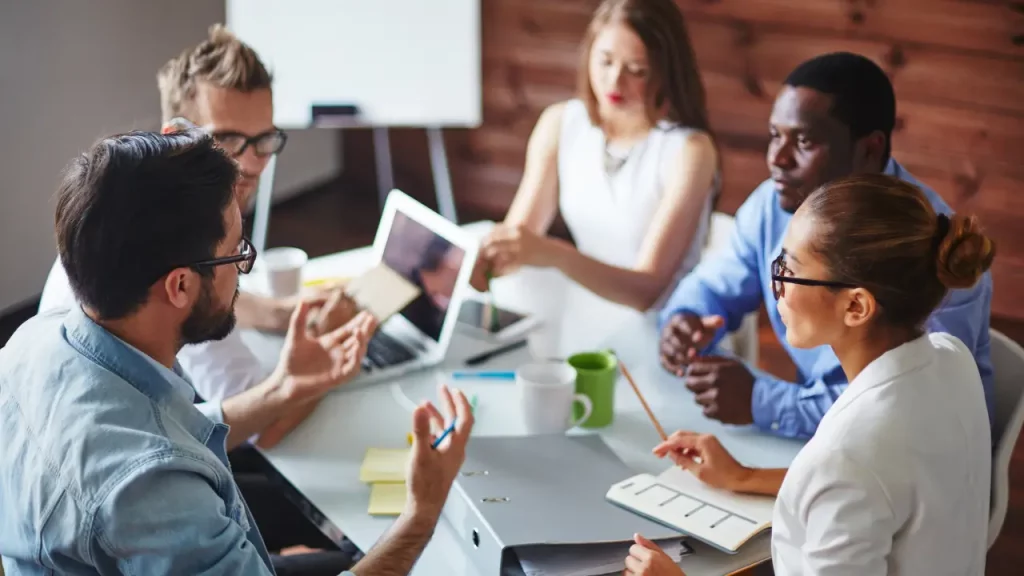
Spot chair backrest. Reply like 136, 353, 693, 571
699, 212, 759, 366
703, 211, 736, 258
987, 328, 1024, 548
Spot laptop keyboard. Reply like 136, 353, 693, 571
363, 331, 417, 371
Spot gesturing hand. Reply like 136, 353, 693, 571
683, 356, 755, 425
624, 534, 686, 576
310, 287, 358, 336
406, 384, 475, 520
276, 299, 377, 402
659, 313, 724, 376
652, 431, 750, 492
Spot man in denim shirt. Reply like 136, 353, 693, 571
0, 130, 474, 575
658, 52, 993, 440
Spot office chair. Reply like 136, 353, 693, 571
988, 328, 1024, 549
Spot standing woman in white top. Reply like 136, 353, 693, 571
625, 174, 995, 576
475, 0, 719, 311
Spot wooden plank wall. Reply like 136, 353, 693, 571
340, 0, 1024, 319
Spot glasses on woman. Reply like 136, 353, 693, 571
191, 237, 258, 274
210, 129, 288, 157
770, 251, 855, 300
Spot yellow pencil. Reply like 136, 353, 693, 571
619, 360, 668, 442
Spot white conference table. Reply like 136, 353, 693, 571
240, 221, 805, 575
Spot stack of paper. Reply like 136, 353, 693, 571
515, 538, 692, 576
360, 448, 409, 516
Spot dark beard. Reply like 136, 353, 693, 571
180, 277, 239, 346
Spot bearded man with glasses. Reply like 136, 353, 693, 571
35, 26, 377, 575
1, 130, 473, 576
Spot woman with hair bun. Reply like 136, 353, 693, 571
625, 173, 995, 576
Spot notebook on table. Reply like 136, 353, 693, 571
606, 466, 775, 554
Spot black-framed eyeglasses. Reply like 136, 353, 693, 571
771, 252, 855, 300
210, 128, 288, 158
191, 237, 258, 274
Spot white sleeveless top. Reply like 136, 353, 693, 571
556, 99, 714, 309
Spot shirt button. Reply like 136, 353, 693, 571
771, 422, 780, 431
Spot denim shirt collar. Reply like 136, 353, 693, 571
61, 306, 224, 449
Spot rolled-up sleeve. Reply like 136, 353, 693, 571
196, 401, 225, 425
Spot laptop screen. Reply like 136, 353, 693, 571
380, 210, 466, 341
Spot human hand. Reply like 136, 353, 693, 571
659, 313, 724, 376
624, 534, 687, 576
652, 431, 750, 492
276, 300, 377, 401
469, 255, 492, 293
405, 384, 475, 521
309, 286, 358, 336
684, 356, 754, 425
481, 224, 554, 274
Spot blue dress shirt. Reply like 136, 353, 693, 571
659, 160, 994, 439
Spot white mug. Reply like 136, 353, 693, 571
517, 362, 593, 435
260, 247, 308, 298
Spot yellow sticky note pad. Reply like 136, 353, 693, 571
368, 482, 407, 516
359, 448, 409, 483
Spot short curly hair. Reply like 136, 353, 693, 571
156, 24, 273, 123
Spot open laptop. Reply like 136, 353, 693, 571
349, 189, 479, 387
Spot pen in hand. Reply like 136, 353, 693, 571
430, 395, 476, 449
431, 421, 456, 449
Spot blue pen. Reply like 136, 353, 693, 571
431, 421, 456, 449
450, 370, 516, 381
430, 394, 478, 449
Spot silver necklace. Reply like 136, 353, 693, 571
603, 143, 632, 175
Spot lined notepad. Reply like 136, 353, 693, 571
368, 482, 407, 516
606, 466, 775, 554
359, 448, 409, 483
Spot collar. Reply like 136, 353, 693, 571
62, 306, 218, 445
883, 157, 902, 178
117, 336, 197, 404
829, 334, 934, 416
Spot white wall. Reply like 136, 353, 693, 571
0, 0, 340, 313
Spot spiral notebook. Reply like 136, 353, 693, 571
606, 466, 775, 554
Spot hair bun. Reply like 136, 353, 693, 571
935, 214, 996, 290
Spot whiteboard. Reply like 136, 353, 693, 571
226, 0, 481, 128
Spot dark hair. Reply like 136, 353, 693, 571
784, 52, 896, 165
577, 0, 710, 133
804, 173, 995, 330
157, 24, 273, 123
55, 130, 239, 320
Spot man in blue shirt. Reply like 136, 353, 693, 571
659, 52, 994, 440
0, 130, 474, 575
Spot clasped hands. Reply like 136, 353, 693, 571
659, 312, 755, 426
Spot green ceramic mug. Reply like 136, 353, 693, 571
567, 350, 618, 428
